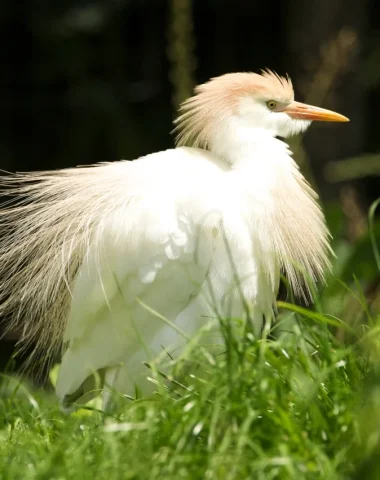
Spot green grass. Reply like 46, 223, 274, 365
0, 203, 380, 479
1, 303, 380, 479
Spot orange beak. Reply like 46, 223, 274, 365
281, 101, 349, 122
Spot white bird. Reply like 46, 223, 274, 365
0, 70, 349, 410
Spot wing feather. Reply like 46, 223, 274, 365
56, 194, 213, 402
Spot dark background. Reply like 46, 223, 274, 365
2, 0, 380, 377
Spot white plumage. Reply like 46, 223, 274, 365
0, 71, 349, 409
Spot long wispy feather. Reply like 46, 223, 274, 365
0, 163, 131, 370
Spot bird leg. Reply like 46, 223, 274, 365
102, 365, 123, 410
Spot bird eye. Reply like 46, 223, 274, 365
266, 100, 278, 110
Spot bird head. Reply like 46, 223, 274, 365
174, 70, 349, 149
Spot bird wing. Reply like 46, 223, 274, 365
55, 147, 228, 403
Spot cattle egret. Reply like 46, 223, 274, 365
0, 71, 349, 410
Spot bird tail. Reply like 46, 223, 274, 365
0, 162, 129, 374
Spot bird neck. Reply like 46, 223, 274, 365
209, 123, 292, 169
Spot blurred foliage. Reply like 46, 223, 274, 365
325, 154, 380, 182
321, 200, 380, 325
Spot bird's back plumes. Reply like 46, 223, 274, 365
0, 151, 331, 378
0, 162, 133, 369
